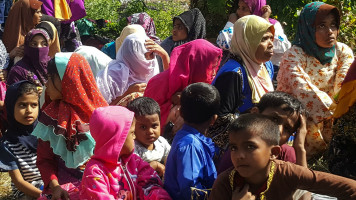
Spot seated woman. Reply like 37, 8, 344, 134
7, 29, 51, 88
160, 8, 206, 57
96, 33, 162, 105
216, 0, 290, 69
3, 0, 43, 62
115, 24, 146, 53
32, 53, 108, 199
277, 2, 354, 157
36, 20, 61, 58
328, 59, 356, 180
207, 15, 275, 161
144, 39, 222, 136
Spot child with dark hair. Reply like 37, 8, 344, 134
209, 113, 356, 200
164, 82, 220, 200
127, 97, 171, 177
217, 91, 308, 175
0, 81, 43, 199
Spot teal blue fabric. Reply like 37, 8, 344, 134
32, 122, 95, 168
54, 53, 72, 80
293, 2, 336, 65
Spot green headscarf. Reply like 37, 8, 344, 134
293, 2, 340, 65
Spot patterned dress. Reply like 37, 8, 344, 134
277, 43, 354, 156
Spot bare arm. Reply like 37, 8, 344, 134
145, 39, 170, 70
49, 179, 69, 200
9, 169, 42, 198
109, 83, 146, 105
293, 114, 307, 167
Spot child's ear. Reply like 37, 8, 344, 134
250, 106, 260, 113
270, 145, 281, 160
209, 114, 218, 126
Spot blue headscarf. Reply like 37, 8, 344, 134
2, 81, 39, 153
293, 2, 340, 65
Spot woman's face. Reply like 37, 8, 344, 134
172, 19, 188, 42
29, 34, 48, 48
255, 29, 274, 63
32, 8, 42, 25
45, 74, 62, 100
315, 13, 338, 48
236, 0, 252, 18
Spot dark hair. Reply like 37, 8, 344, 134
180, 82, 220, 124
229, 113, 280, 146
257, 91, 308, 117
47, 57, 59, 78
18, 81, 39, 97
127, 97, 161, 119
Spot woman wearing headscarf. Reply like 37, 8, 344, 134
160, 8, 206, 57
3, 0, 43, 58
144, 39, 222, 135
127, 12, 161, 44
115, 24, 146, 53
328, 59, 356, 180
36, 21, 61, 58
277, 2, 354, 156
207, 15, 275, 163
96, 33, 160, 105
217, 0, 290, 68
32, 52, 108, 199
7, 29, 51, 88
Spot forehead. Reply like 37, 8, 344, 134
261, 106, 299, 125
174, 18, 183, 25
31, 34, 46, 41
229, 129, 265, 144
238, 0, 248, 7
17, 93, 38, 102
136, 114, 160, 123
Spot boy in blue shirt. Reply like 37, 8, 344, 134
164, 82, 220, 200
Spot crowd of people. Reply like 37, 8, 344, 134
0, 0, 355, 199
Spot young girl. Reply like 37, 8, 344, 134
0, 81, 42, 199
80, 106, 171, 199
32, 52, 108, 199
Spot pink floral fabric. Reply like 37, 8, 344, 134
277, 42, 354, 156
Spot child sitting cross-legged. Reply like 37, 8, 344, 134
80, 106, 172, 199
164, 82, 220, 200
209, 113, 356, 200
127, 97, 171, 177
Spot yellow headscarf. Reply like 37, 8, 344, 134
41, 21, 61, 58
115, 24, 146, 53
230, 15, 275, 103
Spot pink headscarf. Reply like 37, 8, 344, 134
144, 39, 222, 127
243, 0, 278, 25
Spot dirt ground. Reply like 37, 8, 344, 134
0, 172, 12, 200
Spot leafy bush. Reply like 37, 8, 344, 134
85, 0, 187, 41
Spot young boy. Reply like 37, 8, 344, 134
164, 83, 220, 200
209, 113, 356, 200
217, 91, 308, 174
127, 97, 171, 177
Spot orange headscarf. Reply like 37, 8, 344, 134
3, 0, 42, 53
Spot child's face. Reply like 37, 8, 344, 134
236, 0, 251, 18
120, 118, 136, 157
135, 114, 160, 149
260, 106, 299, 145
45, 74, 62, 101
14, 93, 39, 125
229, 129, 278, 184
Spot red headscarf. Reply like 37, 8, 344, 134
39, 53, 108, 151
144, 39, 222, 127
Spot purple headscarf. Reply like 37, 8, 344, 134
127, 12, 161, 44
7, 29, 51, 86
243, 0, 278, 25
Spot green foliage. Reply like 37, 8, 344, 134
85, 0, 186, 41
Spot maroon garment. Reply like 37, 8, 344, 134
210, 160, 356, 200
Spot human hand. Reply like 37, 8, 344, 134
229, 13, 238, 24
150, 161, 165, 177
232, 184, 255, 200
126, 83, 147, 94
261, 5, 272, 21
293, 114, 307, 149
171, 92, 181, 106
9, 46, 24, 59
145, 39, 167, 59
0, 69, 7, 82
52, 185, 69, 200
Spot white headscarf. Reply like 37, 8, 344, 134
115, 24, 146, 52
96, 33, 159, 103
75, 45, 112, 77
